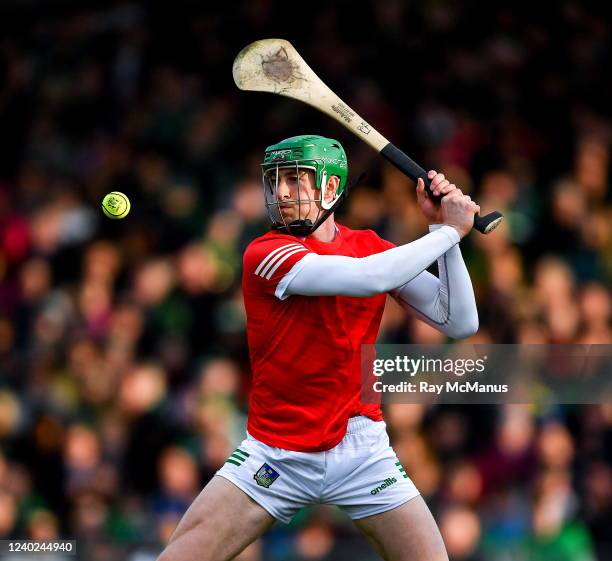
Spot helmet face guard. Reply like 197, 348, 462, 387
261, 135, 348, 237
263, 161, 335, 237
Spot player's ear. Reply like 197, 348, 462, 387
324, 176, 339, 203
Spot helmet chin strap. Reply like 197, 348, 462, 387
273, 172, 366, 237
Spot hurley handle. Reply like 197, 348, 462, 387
380, 144, 503, 235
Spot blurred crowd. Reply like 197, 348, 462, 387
0, 1, 611, 560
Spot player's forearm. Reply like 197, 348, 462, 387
391, 225, 478, 339
282, 226, 460, 298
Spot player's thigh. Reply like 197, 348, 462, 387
353, 495, 448, 561
157, 475, 275, 561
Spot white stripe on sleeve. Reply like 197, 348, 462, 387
254, 243, 303, 276
264, 247, 309, 279
258, 245, 306, 278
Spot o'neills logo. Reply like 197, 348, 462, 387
370, 477, 397, 495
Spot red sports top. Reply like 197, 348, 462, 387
242, 223, 394, 452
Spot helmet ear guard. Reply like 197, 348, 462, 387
320, 170, 338, 211
319, 170, 328, 191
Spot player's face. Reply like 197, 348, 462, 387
273, 168, 320, 222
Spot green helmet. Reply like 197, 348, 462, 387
261, 135, 349, 236
262, 135, 348, 197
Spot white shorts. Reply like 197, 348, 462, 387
215, 416, 420, 524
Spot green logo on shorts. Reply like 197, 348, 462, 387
370, 477, 398, 495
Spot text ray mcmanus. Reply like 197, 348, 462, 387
372, 381, 509, 394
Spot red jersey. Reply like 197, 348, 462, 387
242, 223, 394, 452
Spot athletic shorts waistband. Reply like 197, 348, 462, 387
346, 416, 382, 435
245, 417, 383, 445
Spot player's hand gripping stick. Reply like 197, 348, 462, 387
380, 144, 503, 234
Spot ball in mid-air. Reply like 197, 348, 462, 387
101, 192, 130, 219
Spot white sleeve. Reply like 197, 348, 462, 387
278, 225, 461, 300
389, 224, 478, 339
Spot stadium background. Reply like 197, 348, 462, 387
0, 1, 610, 560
